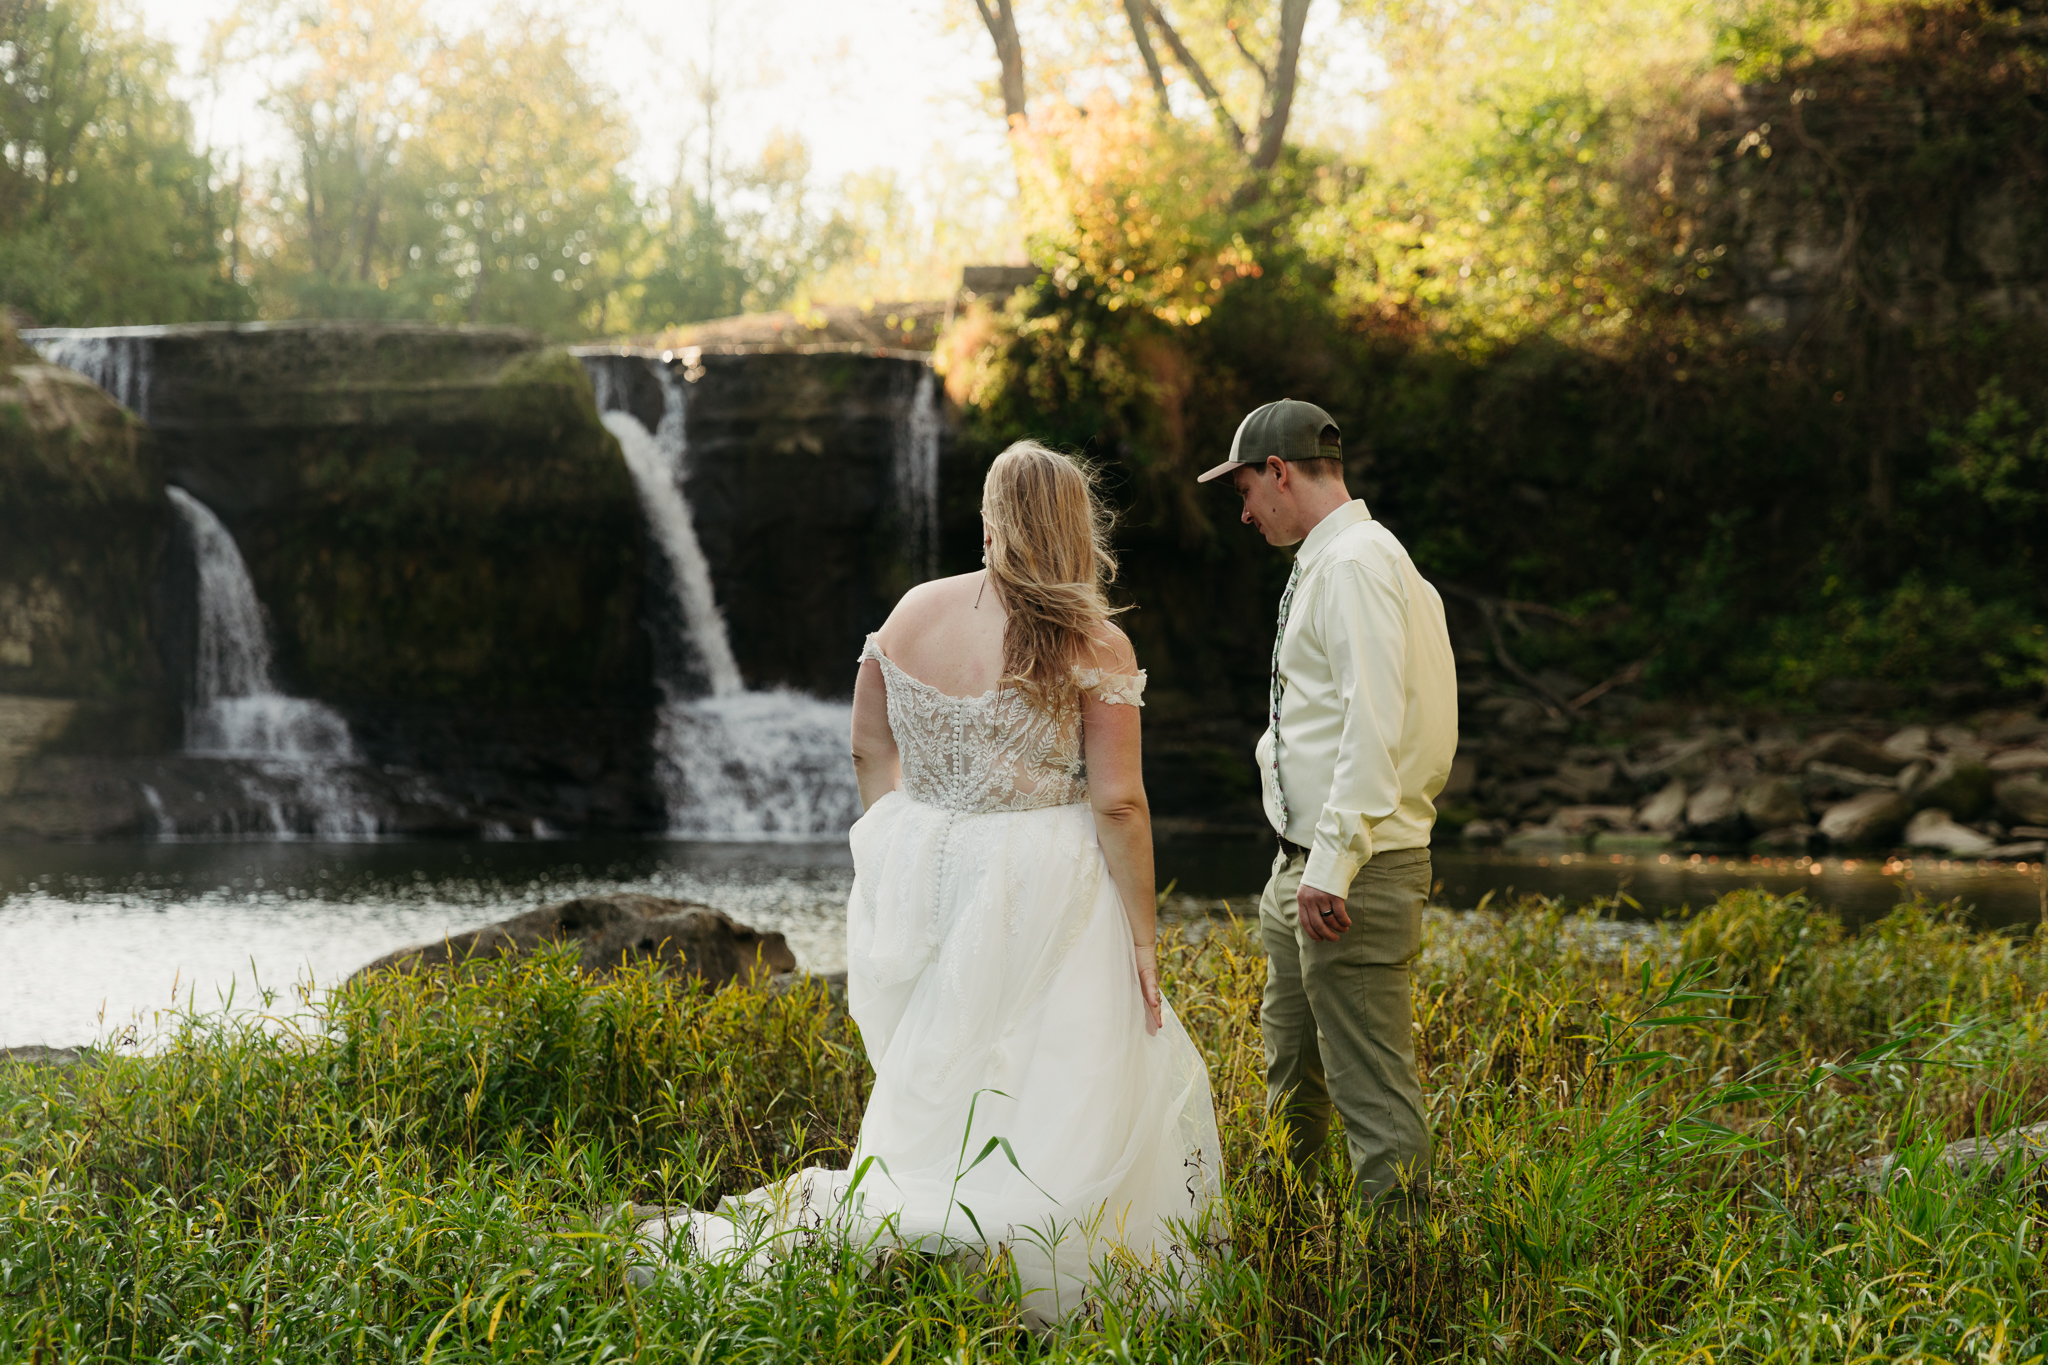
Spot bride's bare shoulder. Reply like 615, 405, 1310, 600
876, 572, 990, 647
1076, 622, 1139, 675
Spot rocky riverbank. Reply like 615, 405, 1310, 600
1451, 684, 2048, 857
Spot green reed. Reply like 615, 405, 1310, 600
6, 888, 2048, 1363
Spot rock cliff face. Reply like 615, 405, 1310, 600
680, 352, 944, 696
5, 322, 665, 838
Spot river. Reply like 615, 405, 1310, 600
3, 835, 2043, 1049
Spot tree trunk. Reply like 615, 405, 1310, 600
973, 0, 1028, 128
1251, 0, 1311, 170
1121, 0, 1171, 111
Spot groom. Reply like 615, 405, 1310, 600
1198, 399, 1458, 1217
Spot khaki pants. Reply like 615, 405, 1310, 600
1259, 844, 1432, 1210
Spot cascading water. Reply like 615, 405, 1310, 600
587, 355, 864, 838
168, 487, 378, 838
24, 330, 154, 418
894, 369, 942, 583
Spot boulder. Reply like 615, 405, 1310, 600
357, 893, 797, 987
1547, 805, 1637, 835
1749, 824, 1818, 852
1738, 776, 1807, 831
1804, 761, 1898, 797
1442, 752, 1478, 798
1684, 779, 1742, 837
1902, 808, 1996, 856
1908, 756, 1993, 819
1460, 819, 1506, 846
1817, 789, 1911, 847
1881, 725, 1932, 761
1986, 840, 2047, 859
1593, 830, 1675, 853
1636, 779, 1689, 832
1801, 731, 1900, 776
1989, 749, 2048, 773
1996, 776, 2048, 828
1852, 1122, 2048, 1191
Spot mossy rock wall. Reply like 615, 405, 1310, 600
678, 351, 941, 697
0, 344, 170, 712
127, 323, 650, 708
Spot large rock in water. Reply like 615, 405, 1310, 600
1997, 776, 2048, 828
1818, 789, 1911, 847
358, 893, 797, 987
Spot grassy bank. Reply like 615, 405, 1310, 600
6, 888, 2048, 1361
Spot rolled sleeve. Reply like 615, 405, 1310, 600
1301, 560, 1408, 898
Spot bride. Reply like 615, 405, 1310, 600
637, 440, 1224, 1324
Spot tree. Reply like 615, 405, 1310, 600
965, 0, 1312, 170
0, 0, 247, 324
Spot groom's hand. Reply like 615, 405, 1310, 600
1297, 884, 1352, 941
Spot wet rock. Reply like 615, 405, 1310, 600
1988, 748, 2048, 773
1804, 761, 1899, 798
1636, 779, 1689, 832
1909, 756, 1993, 820
1984, 715, 2048, 747
1986, 841, 2047, 859
1683, 779, 1742, 837
1738, 776, 1807, 831
2016, 826, 2048, 841
1460, 819, 1506, 846
1995, 776, 2048, 828
357, 893, 796, 988
1505, 825, 1577, 852
1881, 726, 1932, 761
1902, 808, 1997, 856
1801, 731, 1899, 776
1548, 805, 1637, 835
1851, 1122, 2048, 1191
1817, 789, 1911, 847
1547, 761, 1618, 805
1750, 824, 1818, 852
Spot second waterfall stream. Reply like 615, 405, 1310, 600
591, 359, 864, 838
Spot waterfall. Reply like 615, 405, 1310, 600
894, 369, 942, 582
597, 365, 744, 697
24, 331, 154, 419
168, 488, 378, 838
585, 354, 863, 839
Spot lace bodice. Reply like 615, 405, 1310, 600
860, 634, 1145, 813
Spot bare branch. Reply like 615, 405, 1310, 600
1251, 0, 1309, 170
972, 0, 1028, 129
1144, 0, 1244, 148
1121, 0, 1171, 110
1226, 20, 1271, 87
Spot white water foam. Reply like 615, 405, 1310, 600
25, 331, 154, 418
168, 487, 378, 838
587, 355, 861, 839
894, 368, 942, 582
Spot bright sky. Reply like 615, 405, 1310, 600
134, 0, 1015, 194
132, 0, 1381, 207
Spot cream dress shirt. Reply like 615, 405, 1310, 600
1255, 500, 1459, 897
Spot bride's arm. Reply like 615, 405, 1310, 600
1082, 646, 1161, 1036
851, 658, 900, 809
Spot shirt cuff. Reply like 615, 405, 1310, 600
1302, 841, 1366, 901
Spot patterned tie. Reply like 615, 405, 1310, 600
1269, 557, 1303, 835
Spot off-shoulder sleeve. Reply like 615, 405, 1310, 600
1073, 666, 1147, 707
857, 633, 884, 664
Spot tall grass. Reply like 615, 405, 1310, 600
5, 888, 2048, 1361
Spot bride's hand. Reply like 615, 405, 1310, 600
1134, 944, 1162, 1036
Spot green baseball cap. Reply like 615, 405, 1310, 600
1197, 398, 1342, 482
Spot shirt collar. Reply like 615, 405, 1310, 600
1294, 499, 1372, 569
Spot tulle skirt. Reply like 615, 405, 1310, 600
637, 791, 1225, 1325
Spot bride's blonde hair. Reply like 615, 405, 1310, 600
982, 440, 1124, 712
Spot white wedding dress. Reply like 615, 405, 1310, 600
637, 634, 1224, 1324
